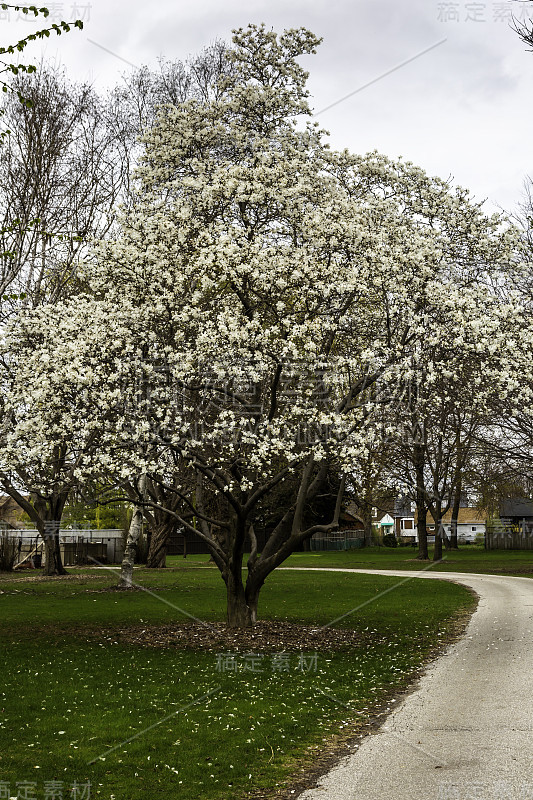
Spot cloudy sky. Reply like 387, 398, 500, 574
5, 0, 533, 215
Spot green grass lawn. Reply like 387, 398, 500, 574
282, 544, 533, 576
0, 561, 476, 800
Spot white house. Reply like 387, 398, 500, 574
414, 507, 486, 543
371, 503, 416, 541
375, 513, 395, 536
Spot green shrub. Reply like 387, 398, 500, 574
382, 533, 398, 548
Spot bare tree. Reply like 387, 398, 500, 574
106, 41, 233, 208
0, 4, 83, 121
0, 64, 125, 318
512, 2, 533, 49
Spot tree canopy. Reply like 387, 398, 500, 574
2, 25, 525, 623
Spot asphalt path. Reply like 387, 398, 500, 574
284, 568, 533, 800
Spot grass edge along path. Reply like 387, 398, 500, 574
281, 545, 533, 577
246, 589, 476, 800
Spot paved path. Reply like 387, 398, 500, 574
285, 568, 533, 800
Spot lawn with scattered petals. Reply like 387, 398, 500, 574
0, 561, 475, 799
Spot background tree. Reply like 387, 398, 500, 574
512, 2, 533, 49
0, 297, 118, 574
0, 64, 124, 316
0, 4, 83, 114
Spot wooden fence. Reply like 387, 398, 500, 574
6, 529, 124, 566
485, 531, 533, 550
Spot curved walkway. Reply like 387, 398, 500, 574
286, 568, 533, 800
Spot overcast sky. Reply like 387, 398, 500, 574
5, 0, 533, 216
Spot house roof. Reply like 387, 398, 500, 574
340, 509, 361, 523
415, 507, 486, 525
500, 498, 533, 518
0, 494, 28, 506
0, 495, 28, 511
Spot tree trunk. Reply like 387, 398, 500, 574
433, 503, 443, 561
42, 524, 68, 576
414, 442, 428, 560
146, 518, 175, 568
36, 494, 68, 576
416, 501, 428, 560
449, 490, 461, 550
118, 503, 144, 587
226, 571, 256, 628
362, 505, 373, 547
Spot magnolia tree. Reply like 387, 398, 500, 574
479, 234, 533, 494
0, 63, 131, 573
0, 297, 125, 573
390, 318, 519, 561
13, 25, 522, 622
86, 26, 445, 624
327, 151, 522, 559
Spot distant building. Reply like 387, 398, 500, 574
375, 512, 395, 537
372, 498, 415, 540
499, 498, 533, 533
486, 498, 533, 550
415, 507, 486, 543
0, 495, 29, 530
338, 506, 364, 533
439, 508, 486, 543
